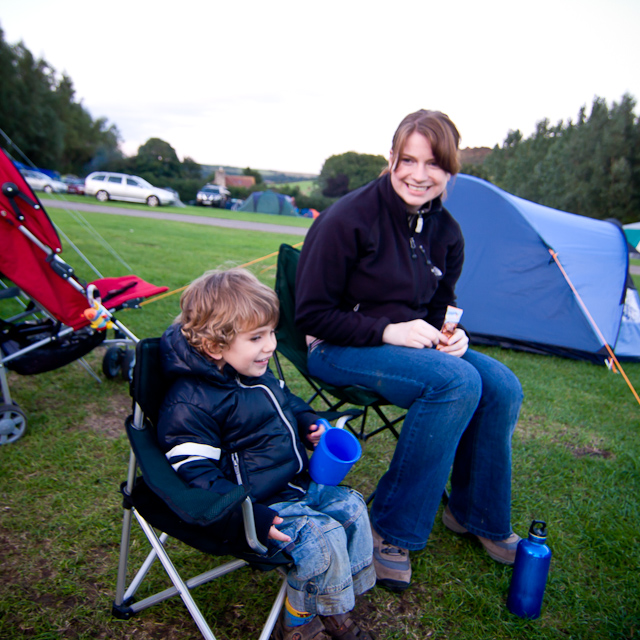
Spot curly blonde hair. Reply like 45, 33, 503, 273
178, 268, 279, 355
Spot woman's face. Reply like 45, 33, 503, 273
389, 132, 451, 212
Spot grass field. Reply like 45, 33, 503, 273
270, 180, 316, 195
1, 205, 639, 639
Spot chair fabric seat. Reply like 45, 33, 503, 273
274, 243, 405, 440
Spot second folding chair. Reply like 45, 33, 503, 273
273, 243, 405, 442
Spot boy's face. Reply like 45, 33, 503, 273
209, 323, 277, 377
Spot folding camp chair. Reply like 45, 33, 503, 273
273, 243, 405, 442
113, 337, 291, 640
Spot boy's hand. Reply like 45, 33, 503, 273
307, 420, 326, 447
268, 515, 291, 542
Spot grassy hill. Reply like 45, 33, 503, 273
200, 164, 317, 184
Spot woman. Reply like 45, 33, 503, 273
295, 109, 523, 592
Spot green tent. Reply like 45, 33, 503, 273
238, 190, 296, 216
623, 223, 640, 251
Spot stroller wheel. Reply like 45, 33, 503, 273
0, 403, 27, 445
121, 349, 135, 382
103, 346, 125, 379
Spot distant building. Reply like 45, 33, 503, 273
225, 175, 256, 188
214, 167, 255, 188
459, 147, 492, 165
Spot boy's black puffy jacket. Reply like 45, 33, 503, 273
157, 324, 319, 546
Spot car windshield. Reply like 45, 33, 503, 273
201, 186, 220, 193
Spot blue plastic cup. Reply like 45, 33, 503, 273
309, 418, 362, 485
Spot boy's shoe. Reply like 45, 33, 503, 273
371, 525, 411, 592
272, 614, 330, 640
323, 612, 375, 639
442, 506, 521, 565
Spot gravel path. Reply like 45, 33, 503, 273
42, 199, 308, 236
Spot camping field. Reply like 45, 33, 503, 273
0, 207, 639, 639
270, 179, 316, 195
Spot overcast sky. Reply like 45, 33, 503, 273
1, 0, 639, 175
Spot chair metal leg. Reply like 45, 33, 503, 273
122, 531, 169, 603
134, 510, 219, 640
114, 506, 134, 607
258, 576, 287, 640
114, 449, 139, 607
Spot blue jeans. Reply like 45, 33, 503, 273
307, 343, 523, 550
269, 482, 375, 616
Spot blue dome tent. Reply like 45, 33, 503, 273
445, 174, 640, 363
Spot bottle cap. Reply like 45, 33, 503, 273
529, 520, 547, 540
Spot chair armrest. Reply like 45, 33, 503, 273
126, 416, 249, 526
241, 497, 268, 555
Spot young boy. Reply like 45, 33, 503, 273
157, 268, 375, 640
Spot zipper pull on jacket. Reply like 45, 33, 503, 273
409, 237, 418, 259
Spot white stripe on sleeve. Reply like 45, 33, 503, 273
165, 442, 222, 462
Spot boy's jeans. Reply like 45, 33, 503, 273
308, 343, 523, 550
269, 482, 375, 616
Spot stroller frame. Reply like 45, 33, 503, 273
0, 145, 167, 443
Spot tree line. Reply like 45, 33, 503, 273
480, 94, 640, 224
305, 96, 640, 224
0, 27, 121, 175
1, 26, 638, 220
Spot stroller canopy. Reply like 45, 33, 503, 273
0, 147, 167, 330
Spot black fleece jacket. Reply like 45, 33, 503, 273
157, 324, 319, 548
295, 173, 465, 346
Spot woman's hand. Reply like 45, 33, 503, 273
436, 328, 469, 358
268, 515, 291, 542
382, 319, 444, 349
306, 421, 326, 447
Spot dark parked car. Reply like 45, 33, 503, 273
196, 184, 230, 208
61, 176, 86, 195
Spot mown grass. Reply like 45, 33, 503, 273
270, 180, 317, 195
1, 207, 639, 639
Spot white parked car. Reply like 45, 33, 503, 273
84, 172, 176, 207
20, 169, 67, 194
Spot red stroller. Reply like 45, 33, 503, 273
0, 146, 168, 444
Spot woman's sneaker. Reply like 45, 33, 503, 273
442, 506, 521, 565
371, 526, 411, 591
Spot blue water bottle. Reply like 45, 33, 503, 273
507, 520, 552, 619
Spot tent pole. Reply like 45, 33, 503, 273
549, 249, 640, 407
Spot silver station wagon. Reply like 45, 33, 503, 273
85, 172, 176, 207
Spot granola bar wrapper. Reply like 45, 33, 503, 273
439, 305, 463, 343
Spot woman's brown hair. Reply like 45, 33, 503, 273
384, 109, 461, 176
